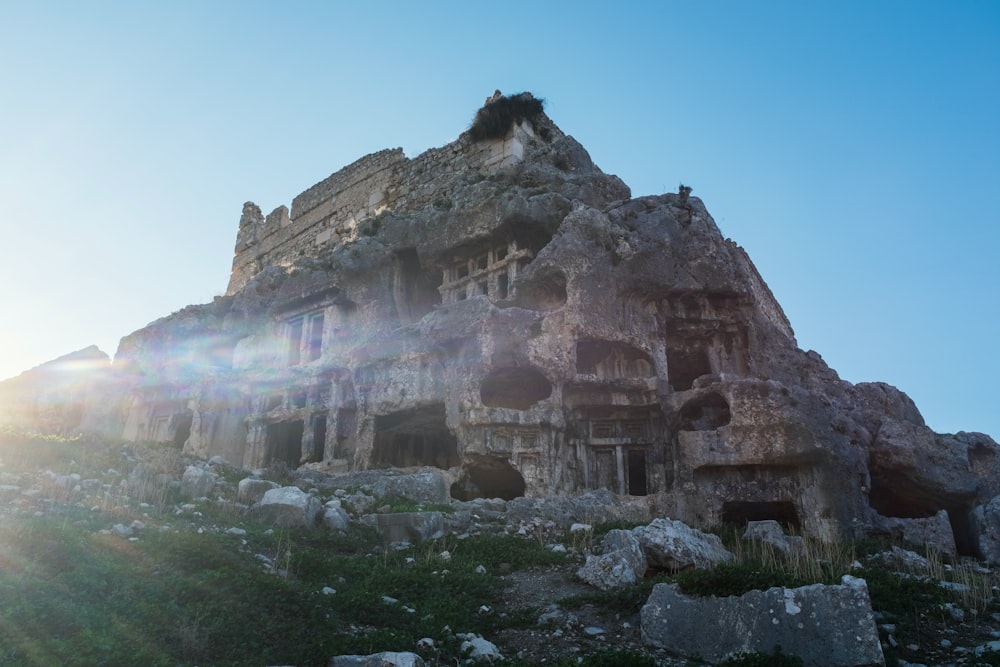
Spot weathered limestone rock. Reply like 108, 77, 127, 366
458, 634, 503, 662
0, 346, 112, 437
972, 495, 1000, 564
633, 518, 732, 571
641, 576, 884, 666
2, 91, 997, 549
576, 529, 647, 590
258, 486, 321, 528
322, 499, 351, 532
180, 465, 216, 499
371, 470, 449, 505
742, 520, 804, 557
328, 652, 425, 667
873, 509, 957, 556
238, 477, 280, 504
373, 511, 445, 543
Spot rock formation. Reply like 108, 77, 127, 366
2, 92, 998, 553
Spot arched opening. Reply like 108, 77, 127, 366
678, 393, 731, 431
480, 367, 552, 410
450, 457, 526, 501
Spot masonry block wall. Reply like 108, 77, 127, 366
227, 124, 536, 294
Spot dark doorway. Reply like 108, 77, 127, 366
372, 404, 460, 469
172, 410, 193, 448
310, 414, 327, 463
627, 449, 648, 496
722, 500, 800, 530
266, 420, 304, 468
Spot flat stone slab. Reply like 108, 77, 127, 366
641, 575, 884, 667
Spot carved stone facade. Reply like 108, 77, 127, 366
3, 93, 998, 552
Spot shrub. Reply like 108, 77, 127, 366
469, 92, 545, 142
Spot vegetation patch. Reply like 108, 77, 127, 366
469, 93, 545, 142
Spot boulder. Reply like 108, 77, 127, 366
641, 575, 884, 666
742, 520, 804, 557
328, 652, 425, 667
972, 495, 1000, 564
633, 518, 732, 571
374, 511, 445, 543
458, 634, 503, 662
576, 529, 647, 590
322, 499, 351, 532
873, 509, 957, 556
371, 470, 448, 505
258, 486, 321, 528
180, 465, 217, 499
238, 477, 280, 504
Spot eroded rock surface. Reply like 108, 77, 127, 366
641, 576, 884, 666
1, 91, 997, 550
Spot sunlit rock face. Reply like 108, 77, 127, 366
0, 346, 112, 437
3, 92, 998, 549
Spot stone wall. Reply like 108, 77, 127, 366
227, 123, 539, 294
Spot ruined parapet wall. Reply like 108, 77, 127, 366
227, 121, 545, 294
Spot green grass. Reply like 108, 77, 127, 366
0, 507, 569, 666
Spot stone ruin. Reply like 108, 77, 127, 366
3, 91, 999, 554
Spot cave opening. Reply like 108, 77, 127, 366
678, 392, 731, 431
869, 475, 979, 557
480, 367, 553, 410
666, 343, 712, 391
450, 457, 526, 501
265, 420, 304, 468
372, 404, 460, 469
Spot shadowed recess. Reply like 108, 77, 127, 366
480, 367, 552, 410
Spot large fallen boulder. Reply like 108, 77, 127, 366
576, 529, 648, 590
633, 518, 732, 571
371, 470, 449, 505
238, 477, 280, 504
258, 486, 321, 528
180, 465, 217, 499
641, 575, 884, 666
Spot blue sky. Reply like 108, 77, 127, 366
1, 1, 998, 437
